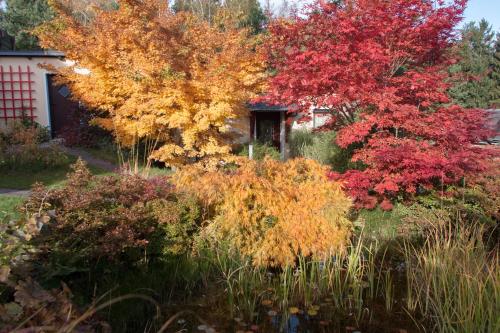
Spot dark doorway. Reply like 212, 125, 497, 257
255, 111, 281, 150
47, 75, 80, 138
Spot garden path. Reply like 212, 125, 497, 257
59, 146, 117, 172
0, 144, 117, 197
0, 189, 30, 197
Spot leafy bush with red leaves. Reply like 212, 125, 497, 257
24, 159, 200, 273
263, 0, 497, 208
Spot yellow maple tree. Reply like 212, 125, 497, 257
174, 157, 353, 267
36, 0, 266, 165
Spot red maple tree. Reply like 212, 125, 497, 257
263, 0, 496, 209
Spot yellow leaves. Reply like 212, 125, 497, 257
36, 1, 266, 165
174, 158, 353, 267
150, 144, 186, 164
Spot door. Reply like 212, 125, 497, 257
255, 111, 281, 150
47, 75, 80, 138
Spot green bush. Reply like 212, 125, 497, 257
355, 204, 407, 240
399, 181, 499, 237
237, 141, 281, 160
289, 130, 355, 172
148, 195, 200, 255
357, 190, 499, 242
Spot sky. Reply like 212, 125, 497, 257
0, 0, 497, 32
463, 0, 500, 32
261, 0, 500, 32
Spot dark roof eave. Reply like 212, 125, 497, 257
0, 50, 65, 58
247, 102, 292, 112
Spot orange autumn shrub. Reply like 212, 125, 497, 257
174, 158, 352, 267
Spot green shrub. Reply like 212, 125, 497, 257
237, 141, 280, 160
400, 179, 499, 237
148, 195, 200, 255
289, 130, 355, 172
355, 204, 407, 240
357, 173, 500, 240
24, 159, 201, 277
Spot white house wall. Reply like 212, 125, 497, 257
291, 108, 332, 131
0, 56, 68, 130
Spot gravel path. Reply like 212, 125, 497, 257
0, 189, 31, 197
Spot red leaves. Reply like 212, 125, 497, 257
374, 180, 400, 194
265, 0, 495, 209
379, 199, 394, 211
336, 120, 374, 148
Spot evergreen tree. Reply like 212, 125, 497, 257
0, 0, 53, 50
490, 34, 500, 107
449, 19, 497, 108
0, 29, 15, 50
172, 0, 221, 23
172, 0, 267, 33
225, 0, 267, 33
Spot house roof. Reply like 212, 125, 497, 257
486, 109, 500, 133
0, 50, 65, 58
247, 102, 289, 112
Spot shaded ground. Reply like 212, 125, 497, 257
0, 144, 116, 192
60, 146, 117, 172
0, 145, 117, 221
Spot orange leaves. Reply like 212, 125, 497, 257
36, 0, 266, 165
174, 158, 352, 267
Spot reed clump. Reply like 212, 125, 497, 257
405, 225, 500, 333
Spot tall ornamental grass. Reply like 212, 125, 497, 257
405, 225, 500, 333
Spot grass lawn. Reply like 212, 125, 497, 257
83, 146, 120, 165
82, 147, 173, 177
0, 195, 25, 221
0, 154, 110, 190
356, 205, 406, 240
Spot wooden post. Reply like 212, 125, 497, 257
280, 111, 286, 160
254, 113, 257, 141
249, 112, 257, 160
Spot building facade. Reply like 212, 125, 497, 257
247, 103, 333, 159
0, 50, 334, 159
0, 50, 79, 137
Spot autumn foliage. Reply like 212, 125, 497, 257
25, 159, 200, 263
174, 158, 352, 267
264, 0, 496, 208
36, 0, 265, 165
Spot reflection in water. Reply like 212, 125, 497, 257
271, 314, 300, 333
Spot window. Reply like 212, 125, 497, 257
312, 108, 331, 129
